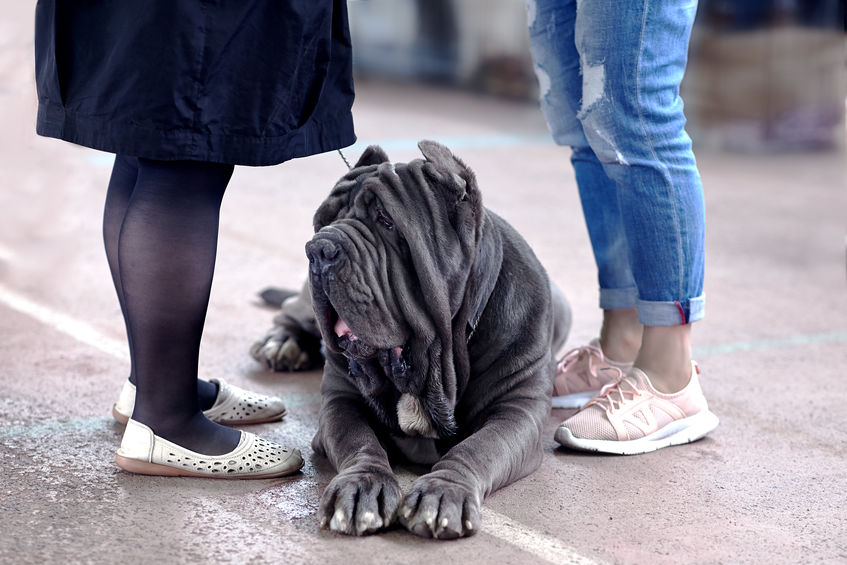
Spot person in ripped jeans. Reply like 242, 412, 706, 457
526, 0, 719, 454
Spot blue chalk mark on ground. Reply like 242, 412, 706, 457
83, 134, 555, 167
0, 394, 321, 440
3, 332, 845, 440
346, 134, 554, 154
693, 330, 847, 357
0, 416, 112, 441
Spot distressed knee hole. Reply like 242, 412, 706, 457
580, 115, 630, 166
533, 63, 552, 100
579, 60, 605, 117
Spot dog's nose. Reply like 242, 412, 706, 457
306, 237, 341, 273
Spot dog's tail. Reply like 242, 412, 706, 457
257, 287, 299, 308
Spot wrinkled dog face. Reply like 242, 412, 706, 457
306, 142, 481, 439
306, 161, 415, 388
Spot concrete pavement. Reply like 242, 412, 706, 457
2, 3, 846, 564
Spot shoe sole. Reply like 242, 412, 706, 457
112, 405, 130, 425
551, 391, 599, 409
115, 453, 304, 479
554, 409, 720, 455
213, 410, 287, 425
112, 405, 287, 427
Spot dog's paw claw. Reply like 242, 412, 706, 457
329, 508, 351, 534
398, 476, 480, 539
319, 469, 401, 536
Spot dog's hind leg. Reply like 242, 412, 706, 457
550, 282, 572, 357
250, 279, 324, 372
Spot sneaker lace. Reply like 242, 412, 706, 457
556, 344, 617, 387
584, 373, 641, 413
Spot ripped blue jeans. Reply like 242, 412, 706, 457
527, 0, 705, 326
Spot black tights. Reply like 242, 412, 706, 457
104, 156, 240, 454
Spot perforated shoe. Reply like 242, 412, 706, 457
554, 362, 719, 455
552, 339, 633, 408
112, 378, 287, 425
115, 419, 303, 479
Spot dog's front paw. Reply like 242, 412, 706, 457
398, 474, 481, 539
319, 468, 402, 536
249, 327, 323, 372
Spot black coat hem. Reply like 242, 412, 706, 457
36, 98, 357, 167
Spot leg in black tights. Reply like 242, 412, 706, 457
103, 156, 240, 455
104, 157, 219, 408
103, 156, 138, 375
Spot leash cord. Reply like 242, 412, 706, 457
337, 149, 352, 170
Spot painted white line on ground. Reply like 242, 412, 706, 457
0, 283, 129, 363
395, 470, 600, 564
481, 508, 602, 565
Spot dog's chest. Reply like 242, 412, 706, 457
390, 435, 441, 465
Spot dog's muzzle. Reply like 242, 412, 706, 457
306, 236, 342, 277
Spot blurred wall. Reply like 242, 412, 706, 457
347, 0, 846, 152
348, 0, 536, 98
685, 0, 846, 151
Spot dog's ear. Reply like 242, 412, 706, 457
417, 140, 476, 201
355, 145, 390, 168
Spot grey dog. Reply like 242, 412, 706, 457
254, 141, 571, 538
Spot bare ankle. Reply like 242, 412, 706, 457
599, 308, 642, 362
634, 324, 693, 393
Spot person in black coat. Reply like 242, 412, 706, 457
34, 1, 356, 478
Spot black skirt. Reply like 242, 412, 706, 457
34, 1, 356, 166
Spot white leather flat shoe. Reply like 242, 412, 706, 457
112, 378, 288, 425
115, 419, 303, 479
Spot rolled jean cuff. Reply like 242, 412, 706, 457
598, 287, 639, 310
637, 295, 705, 326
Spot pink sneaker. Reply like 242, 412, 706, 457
554, 362, 719, 455
552, 339, 634, 408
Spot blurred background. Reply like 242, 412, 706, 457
348, 0, 846, 153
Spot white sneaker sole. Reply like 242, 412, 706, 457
554, 409, 720, 455
551, 390, 600, 409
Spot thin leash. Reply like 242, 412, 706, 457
337, 149, 352, 170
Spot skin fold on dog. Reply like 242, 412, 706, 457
262, 141, 570, 539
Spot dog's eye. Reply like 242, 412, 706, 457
376, 209, 394, 230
